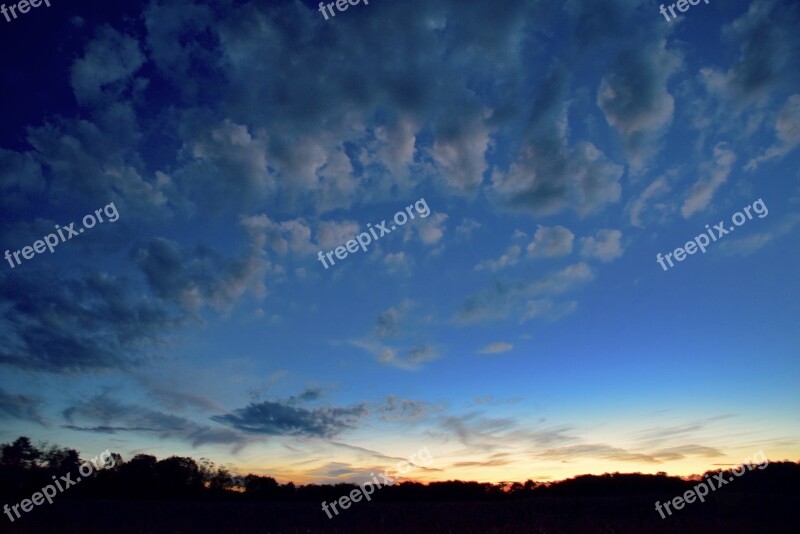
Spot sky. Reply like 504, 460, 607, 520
1, 0, 799, 485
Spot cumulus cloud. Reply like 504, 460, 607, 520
351, 340, 440, 371
433, 109, 492, 193
597, 39, 681, 167
580, 229, 624, 262
406, 213, 449, 246
492, 141, 623, 216
316, 220, 361, 250
384, 251, 411, 275
177, 119, 273, 213
475, 245, 521, 272
527, 225, 575, 258
70, 26, 146, 105
136, 232, 270, 314
373, 300, 416, 338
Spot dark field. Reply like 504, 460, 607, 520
4, 494, 797, 533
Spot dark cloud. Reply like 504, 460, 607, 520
597, 39, 680, 167
135, 234, 270, 314
0, 388, 46, 425
0, 268, 180, 373
490, 66, 624, 215
375, 395, 432, 422
702, 0, 800, 107
211, 399, 368, 438
286, 387, 325, 404
0, 148, 45, 214
138, 376, 223, 413
63, 393, 245, 448
70, 25, 146, 106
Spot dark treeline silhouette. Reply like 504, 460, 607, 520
2, 436, 799, 505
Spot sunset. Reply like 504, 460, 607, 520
1, 0, 798, 531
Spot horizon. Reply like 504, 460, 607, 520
1, 0, 799, 495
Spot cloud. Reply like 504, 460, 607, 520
0, 268, 179, 373
316, 220, 361, 250
477, 342, 514, 355
700, 0, 800, 108
681, 143, 736, 218
456, 263, 592, 324
746, 94, 800, 170
240, 214, 315, 255
492, 141, 623, 216
0, 388, 46, 425
433, 109, 492, 193
351, 340, 440, 371
597, 39, 680, 167
176, 119, 273, 213
405, 213, 449, 246
439, 411, 576, 450
538, 443, 660, 463
211, 399, 368, 439
455, 218, 482, 239
580, 229, 624, 262
70, 26, 146, 105
528, 262, 593, 294
138, 376, 224, 413
384, 251, 411, 275
629, 175, 672, 227
719, 213, 800, 256
520, 299, 577, 323
63, 393, 246, 448
0, 148, 45, 214
475, 245, 521, 272
526, 225, 575, 258
375, 395, 432, 421
374, 302, 415, 338
136, 233, 270, 313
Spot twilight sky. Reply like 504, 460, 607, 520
1, 0, 798, 485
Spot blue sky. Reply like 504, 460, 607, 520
1, 0, 798, 484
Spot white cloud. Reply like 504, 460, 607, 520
475, 245, 521, 272
746, 94, 800, 170
630, 176, 671, 228
527, 225, 575, 258
681, 143, 736, 218
521, 299, 577, 323
580, 229, 624, 262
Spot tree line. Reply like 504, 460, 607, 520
2, 436, 798, 503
